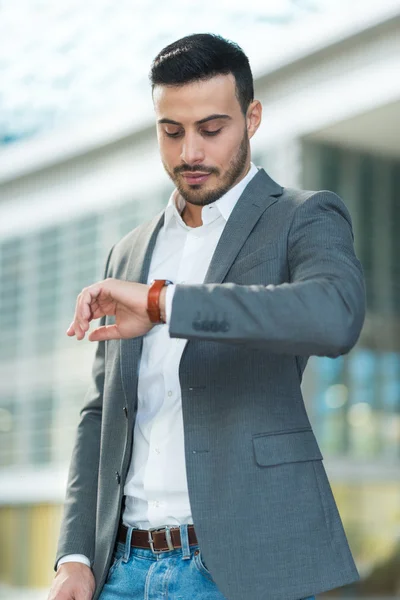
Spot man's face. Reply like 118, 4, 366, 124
153, 74, 255, 206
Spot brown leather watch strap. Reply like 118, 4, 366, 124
147, 279, 173, 324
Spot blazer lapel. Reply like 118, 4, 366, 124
120, 210, 165, 408
204, 168, 283, 284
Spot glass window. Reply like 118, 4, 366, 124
358, 155, 375, 312
320, 144, 341, 193
378, 352, 400, 460
347, 350, 380, 459
0, 238, 24, 360
35, 226, 63, 354
391, 166, 400, 313
36, 226, 62, 321
303, 142, 400, 461
310, 355, 347, 456
70, 214, 100, 292
0, 398, 16, 466
29, 393, 53, 465
59, 213, 103, 333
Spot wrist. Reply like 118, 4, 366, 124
57, 554, 92, 570
159, 286, 167, 323
147, 279, 173, 324
57, 561, 92, 572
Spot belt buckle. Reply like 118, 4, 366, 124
147, 525, 175, 554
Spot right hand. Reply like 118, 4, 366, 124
47, 562, 95, 600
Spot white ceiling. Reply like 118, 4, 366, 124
306, 100, 400, 158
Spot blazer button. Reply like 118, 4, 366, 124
192, 320, 202, 331
210, 321, 219, 332
115, 471, 121, 485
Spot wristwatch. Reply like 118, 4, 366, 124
147, 279, 173, 324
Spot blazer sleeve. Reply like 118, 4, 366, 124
54, 245, 114, 569
168, 191, 366, 358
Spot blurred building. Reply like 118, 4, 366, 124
0, 3, 399, 595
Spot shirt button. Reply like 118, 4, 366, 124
154, 500, 160, 507
155, 447, 161, 454
167, 391, 173, 397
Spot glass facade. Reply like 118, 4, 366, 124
307, 350, 400, 460
303, 141, 400, 591
0, 192, 166, 470
303, 142, 400, 462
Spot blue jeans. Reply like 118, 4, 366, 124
99, 524, 316, 600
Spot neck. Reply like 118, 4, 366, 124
180, 161, 252, 228
181, 204, 201, 228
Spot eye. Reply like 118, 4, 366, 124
202, 128, 222, 137
165, 130, 183, 138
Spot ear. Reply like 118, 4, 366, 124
246, 100, 262, 140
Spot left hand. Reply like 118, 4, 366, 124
67, 278, 155, 342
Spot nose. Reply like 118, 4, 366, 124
180, 133, 204, 165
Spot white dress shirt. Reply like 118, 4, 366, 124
58, 163, 258, 568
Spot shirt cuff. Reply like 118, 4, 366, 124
57, 554, 91, 570
165, 284, 176, 324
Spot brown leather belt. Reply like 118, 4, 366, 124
117, 523, 198, 553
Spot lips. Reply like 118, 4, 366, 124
181, 172, 211, 185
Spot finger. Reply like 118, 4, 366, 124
76, 324, 86, 340
69, 293, 84, 337
88, 325, 122, 342
67, 311, 92, 339
73, 324, 86, 341
74, 285, 102, 334
80, 287, 100, 322
68, 319, 86, 341
76, 289, 94, 331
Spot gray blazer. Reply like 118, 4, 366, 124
56, 168, 365, 600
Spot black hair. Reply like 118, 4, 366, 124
150, 33, 254, 115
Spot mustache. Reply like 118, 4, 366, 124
174, 165, 219, 175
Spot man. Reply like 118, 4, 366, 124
49, 34, 365, 600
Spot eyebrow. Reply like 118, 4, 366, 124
157, 114, 232, 126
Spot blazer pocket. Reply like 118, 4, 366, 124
230, 243, 278, 275
252, 428, 323, 467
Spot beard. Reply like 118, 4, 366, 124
163, 130, 249, 206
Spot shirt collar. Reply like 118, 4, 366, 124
164, 162, 259, 229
